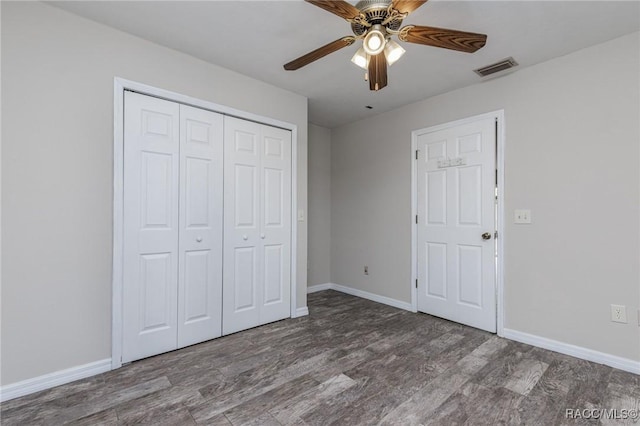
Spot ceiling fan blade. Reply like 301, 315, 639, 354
399, 25, 487, 53
284, 36, 356, 71
305, 0, 362, 21
368, 53, 387, 91
391, 0, 428, 15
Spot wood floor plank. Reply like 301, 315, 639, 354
601, 387, 640, 426
119, 405, 197, 426
430, 382, 523, 426
469, 340, 535, 389
205, 414, 234, 425
55, 376, 172, 424
562, 359, 613, 415
1, 376, 171, 425
189, 348, 350, 422
503, 358, 549, 396
0, 375, 105, 414
309, 348, 376, 383
222, 375, 320, 425
299, 376, 403, 425
377, 350, 492, 425
115, 383, 206, 424
269, 374, 357, 424
64, 408, 119, 426
378, 370, 475, 425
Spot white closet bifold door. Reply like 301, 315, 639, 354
177, 104, 224, 347
223, 116, 292, 334
123, 92, 224, 363
123, 92, 180, 363
122, 91, 289, 361
259, 123, 292, 324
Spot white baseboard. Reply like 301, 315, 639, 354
307, 283, 333, 293
0, 358, 112, 403
293, 306, 309, 317
307, 283, 414, 313
502, 328, 640, 375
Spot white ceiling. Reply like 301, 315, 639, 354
52, 1, 640, 128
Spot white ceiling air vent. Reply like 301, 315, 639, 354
474, 57, 519, 77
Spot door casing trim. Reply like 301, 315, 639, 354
112, 77, 299, 369
410, 110, 505, 336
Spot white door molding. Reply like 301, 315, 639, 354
411, 110, 505, 335
112, 77, 299, 369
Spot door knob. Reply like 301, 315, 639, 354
243, 235, 248, 240
196, 236, 203, 243
260, 234, 265, 239
482, 232, 492, 240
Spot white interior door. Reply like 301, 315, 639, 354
123, 92, 180, 362
416, 116, 497, 332
177, 104, 223, 348
223, 116, 291, 334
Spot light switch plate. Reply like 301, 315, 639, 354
514, 209, 531, 224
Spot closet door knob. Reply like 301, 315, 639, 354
196, 236, 203, 243
243, 235, 248, 240
261, 234, 265, 239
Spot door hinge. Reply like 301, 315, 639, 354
415, 150, 419, 160
415, 215, 418, 224
415, 279, 418, 288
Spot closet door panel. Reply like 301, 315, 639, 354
123, 92, 180, 363
178, 105, 223, 348
223, 117, 262, 334
234, 247, 257, 310
260, 126, 292, 323
263, 244, 284, 304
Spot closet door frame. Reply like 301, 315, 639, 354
112, 78, 299, 370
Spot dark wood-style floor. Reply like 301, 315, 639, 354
2, 290, 638, 425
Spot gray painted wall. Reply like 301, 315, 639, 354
330, 32, 640, 362
1, 2, 308, 385
308, 124, 332, 286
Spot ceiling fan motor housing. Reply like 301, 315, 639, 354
351, 0, 404, 36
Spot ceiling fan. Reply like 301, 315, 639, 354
284, 0, 487, 91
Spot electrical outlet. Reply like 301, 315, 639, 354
611, 304, 627, 323
364, 266, 369, 275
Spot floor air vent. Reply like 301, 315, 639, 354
474, 57, 519, 77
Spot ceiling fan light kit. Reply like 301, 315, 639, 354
351, 47, 370, 69
284, 0, 488, 91
363, 24, 387, 55
384, 39, 406, 66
